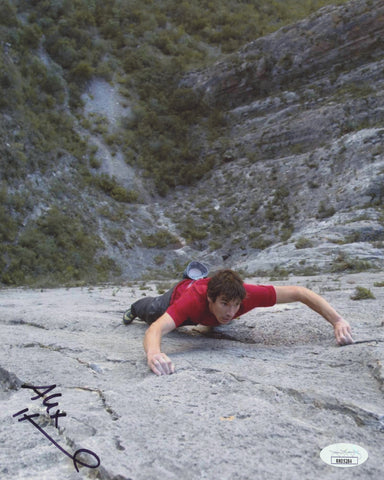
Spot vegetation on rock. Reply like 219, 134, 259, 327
2, 0, 381, 285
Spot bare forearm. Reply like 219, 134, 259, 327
142, 313, 176, 375
275, 285, 353, 345
143, 324, 162, 356
296, 287, 342, 326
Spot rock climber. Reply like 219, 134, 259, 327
123, 268, 354, 376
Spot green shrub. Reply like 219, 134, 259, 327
42, 72, 65, 100
47, 37, 78, 69
92, 174, 138, 203
20, 23, 42, 49
330, 253, 372, 273
180, 216, 208, 243
0, 206, 119, 285
251, 236, 273, 250
0, 67, 12, 90
70, 60, 94, 83
0, 203, 18, 244
0, 0, 18, 26
110, 186, 138, 203
350, 286, 376, 300
317, 201, 336, 219
169, 88, 207, 116
151, 30, 176, 55
142, 230, 180, 249
295, 237, 314, 249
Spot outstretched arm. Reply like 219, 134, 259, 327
274, 286, 354, 345
143, 312, 177, 375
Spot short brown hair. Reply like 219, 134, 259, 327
207, 269, 246, 303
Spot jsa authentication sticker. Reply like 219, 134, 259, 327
320, 443, 368, 468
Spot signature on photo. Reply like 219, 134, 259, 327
13, 384, 100, 472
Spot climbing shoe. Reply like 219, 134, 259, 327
123, 308, 136, 325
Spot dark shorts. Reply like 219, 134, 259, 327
131, 287, 176, 325
131, 284, 195, 326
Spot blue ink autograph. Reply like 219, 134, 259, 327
13, 384, 100, 472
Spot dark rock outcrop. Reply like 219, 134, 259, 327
168, 0, 384, 276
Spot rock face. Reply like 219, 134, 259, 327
1, 272, 383, 479
188, 0, 384, 109
2, 0, 384, 283
160, 0, 384, 276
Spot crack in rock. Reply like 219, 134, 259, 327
18, 342, 83, 356
368, 360, 384, 392
6, 319, 47, 330
275, 386, 384, 432
70, 386, 120, 421
210, 370, 383, 432
92, 465, 134, 480
76, 357, 104, 374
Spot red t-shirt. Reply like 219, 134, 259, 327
167, 278, 276, 328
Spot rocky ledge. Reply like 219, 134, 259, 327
1, 272, 383, 479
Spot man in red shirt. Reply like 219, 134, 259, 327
123, 269, 354, 376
